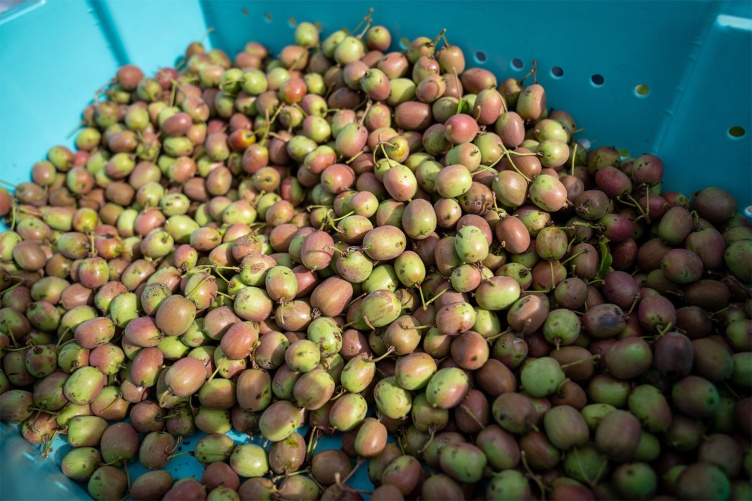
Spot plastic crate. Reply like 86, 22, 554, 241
0, 0, 750, 499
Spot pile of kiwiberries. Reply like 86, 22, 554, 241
0, 11, 750, 501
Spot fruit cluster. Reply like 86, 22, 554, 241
0, 11, 750, 501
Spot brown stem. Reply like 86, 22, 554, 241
560, 355, 599, 370
362, 316, 376, 331
459, 404, 486, 431
520, 450, 547, 497
368, 346, 395, 363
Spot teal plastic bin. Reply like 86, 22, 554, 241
0, 0, 751, 499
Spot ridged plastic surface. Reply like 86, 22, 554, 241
0, 0, 750, 498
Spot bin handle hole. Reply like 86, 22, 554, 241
729, 126, 746, 139
475, 51, 487, 63
591, 74, 605, 86
288, 17, 296, 27
511, 58, 524, 70
264, 12, 272, 22
635, 84, 650, 96
551, 66, 564, 78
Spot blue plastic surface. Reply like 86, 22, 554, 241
0, 0, 751, 499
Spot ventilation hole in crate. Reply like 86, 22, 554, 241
264, 12, 272, 22
635, 84, 650, 96
729, 126, 746, 138
551, 66, 564, 78
511, 58, 524, 70
314, 21, 323, 31
242, 7, 249, 16
591, 74, 605, 86
475, 51, 487, 63
288, 17, 297, 27
399, 37, 410, 49
618, 149, 630, 158
745, 206, 752, 217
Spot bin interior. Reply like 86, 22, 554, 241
0, 0, 751, 499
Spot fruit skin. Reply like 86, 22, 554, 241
61, 447, 102, 481
694, 186, 737, 223
87, 466, 127, 501
628, 384, 672, 433
595, 410, 641, 461
259, 400, 302, 441
425, 367, 470, 409
543, 405, 589, 450
671, 375, 720, 418
130, 470, 174, 501
355, 417, 388, 458
374, 376, 412, 419
230, 444, 269, 478
675, 462, 731, 500
439, 442, 488, 483
520, 357, 565, 397
487, 470, 532, 501
725, 239, 752, 283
